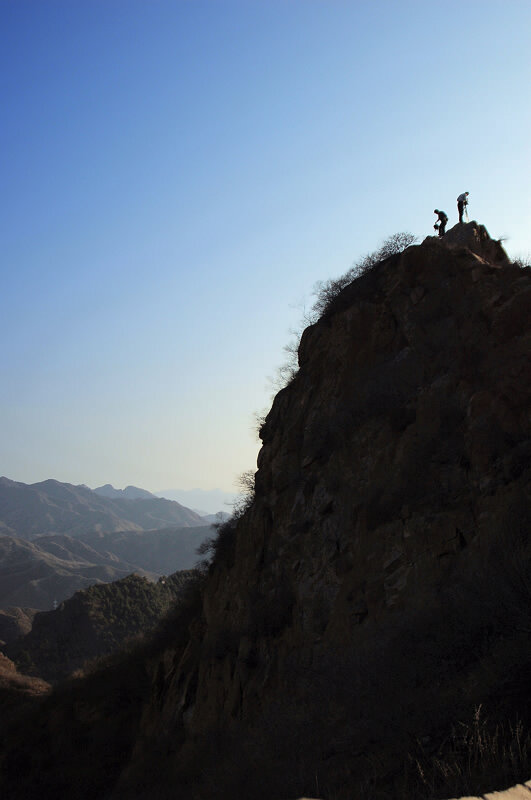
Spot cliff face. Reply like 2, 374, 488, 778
250, 220, 527, 636
121, 223, 531, 798
1, 223, 530, 800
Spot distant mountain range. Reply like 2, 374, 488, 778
0, 477, 205, 539
0, 477, 224, 612
93, 484, 155, 500
93, 484, 236, 517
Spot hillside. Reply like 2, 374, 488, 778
69, 525, 214, 574
0, 607, 36, 646
0, 477, 205, 539
6, 571, 195, 683
0, 652, 49, 708
0, 526, 212, 610
1, 223, 530, 800
0, 534, 143, 610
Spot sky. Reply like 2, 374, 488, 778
1, 0, 530, 494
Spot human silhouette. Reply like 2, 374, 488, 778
433, 209, 448, 237
457, 192, 469, 223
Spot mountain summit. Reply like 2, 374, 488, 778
2, 223, 531, 800
93, 484, 156, 500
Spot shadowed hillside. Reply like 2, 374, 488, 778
0, 607, 36, 646
0, 652, 49, 705
1, 223, 530, 800
0, 534, 143, 610
68, 525, 214, 574
0, 526, 212, 610
5, 571, 196, 683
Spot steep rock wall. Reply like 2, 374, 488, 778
121, 223, 531, 798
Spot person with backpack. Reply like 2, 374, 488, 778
433, 209, 448, 237
457, 192, 469, 223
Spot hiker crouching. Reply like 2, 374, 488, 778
433, 209, 448, 237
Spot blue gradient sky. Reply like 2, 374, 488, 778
2, 0, 530, 493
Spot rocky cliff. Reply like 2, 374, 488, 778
121, 222, 531, 798
1, 223, 530, 800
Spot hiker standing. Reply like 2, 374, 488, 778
433, 209, 448, 237
457, 192, 469, 223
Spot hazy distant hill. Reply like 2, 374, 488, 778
6, 571, 194, 683
0, 525, 213, 611
0, 477, 205, 539
200, 512, 231, 524
72, 525, 213, 574
156, 487, 237, 515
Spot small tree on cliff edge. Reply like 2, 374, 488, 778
269, 231, 417, 393
311, 231, 417, 320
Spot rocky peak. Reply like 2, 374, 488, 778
124, 221, 531, 796
428, 220, 511, 266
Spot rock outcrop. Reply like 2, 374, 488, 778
122, 222, 531, 798
1, 223, 530, 800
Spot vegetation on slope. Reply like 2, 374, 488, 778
7, 571, 194, 683
0, 570, 206, 800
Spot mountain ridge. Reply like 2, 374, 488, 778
0, 477, 205, 539
93, 484, 156, 500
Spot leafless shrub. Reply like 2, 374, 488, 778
253, 408, 268, 439
311, 231, 417, 320
269, 232, 419, 395
513, 253, 531, 269
197, 470, 256, 571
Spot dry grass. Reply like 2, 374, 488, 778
407, 707, 531, 799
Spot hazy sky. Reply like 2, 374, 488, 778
2, 0, 530, 493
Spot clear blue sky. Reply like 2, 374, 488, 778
1, 0, 530, 493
